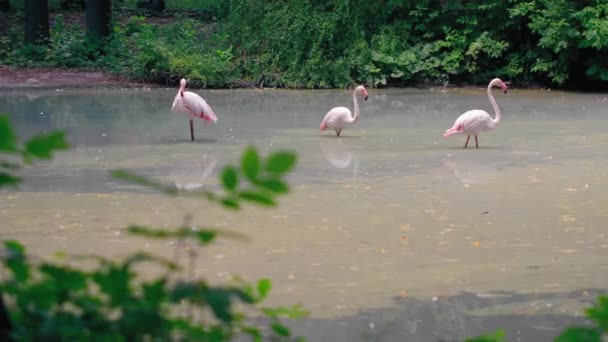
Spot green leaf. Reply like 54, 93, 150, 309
196, 230, 217, 244
128, 225, 173, 238
241, 147, 260, 182
5, 240, 25, 255
53, 251, 67, 259
172, 283, 253, 323
0, 115, 17, 152
0, 161, 20, 170
24, 131, 68, 160
0, 172, 21, 188
124, 251, 178, 270
111, 169, 178, 196
4, 240, 29, 282
239, 190, 276, 206
93, 263, 133, 306
241, 326, 262, 342
128, 225, 248, 244
465, 330, 506, 342
221, 197, 240, 209
555, 327, 601, 342
271, 322, 291, 337
586, 296, 608, 331
206, 288, 235, 322
143, 279, 168, 305
265, 151, 297, 174
40, 264, 87, 291
262, 304, 309, 319
255, 178, 289, 193
221, 166, 239, 191
257, 278, 272, 300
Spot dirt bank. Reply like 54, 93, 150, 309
0, 65, 149, 90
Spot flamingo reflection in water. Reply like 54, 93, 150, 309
320, 140, 359, 179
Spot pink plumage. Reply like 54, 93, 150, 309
320, 85, 368, 137
443, 78, 507, 148
172, 78, 218, 141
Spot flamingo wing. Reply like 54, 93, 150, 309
320, 107, 351, 131
444, 110, 491, 137
460, 110, 493, 133
173, 91, 218, 124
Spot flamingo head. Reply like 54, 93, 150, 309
179, 78, 187, 96
356, 85, 369, 101
492, 78, 508, 94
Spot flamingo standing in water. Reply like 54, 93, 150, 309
172, 78, 218, 141
443, 78, 508, 148
320, 85, 368, 136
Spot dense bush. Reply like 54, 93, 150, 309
0, 14, 235, 88
1, 0, 607, 88
225, 0, 608, 88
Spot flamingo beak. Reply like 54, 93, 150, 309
364, 95, 368, 101
503, 89, 507, 94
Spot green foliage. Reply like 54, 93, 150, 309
23, 131, 68, 162
555, 327, 601, 342
554, 295, 608, 342
470, 295, 608, 342
465, 330, 505, 342
510, 0, 608, 84
0, 118, 305, 340
109, 16, 236, 87
3, 1, 607, 87
0, 114, 68, 188
113, 147, 296, 210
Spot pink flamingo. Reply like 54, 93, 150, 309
172, 78, 218, 141
320, 85, 368, 137
443, 78, 508, 148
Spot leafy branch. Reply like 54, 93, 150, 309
0, 116, 305, 341
111, 146, 297, 211
0, 114, 68, 188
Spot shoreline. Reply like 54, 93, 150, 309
0, 66, 151, 90
0, 65, 562, 92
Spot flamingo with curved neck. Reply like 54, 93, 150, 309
320, 85, 369, 137
443, 78, 507, 148
172, 78, 218, 141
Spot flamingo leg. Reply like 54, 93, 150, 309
189, 119, 194, 141
464, 136, 470, 148
475, 136, 479, 148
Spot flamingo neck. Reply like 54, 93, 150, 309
351, 88, 360, 123
487, 82, 501, 126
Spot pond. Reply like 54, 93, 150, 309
1, 86, 608, 341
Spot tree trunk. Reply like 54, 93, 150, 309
86, 0, 112, 41
0, 297, 12, 341
60, 0, 85, 11
24, 0, 49, 45
0, 0, 10, 12
136, 0, 165, 12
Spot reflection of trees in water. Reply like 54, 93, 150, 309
290, 289, 602, 342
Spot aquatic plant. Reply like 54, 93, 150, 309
0, 114, 306, 341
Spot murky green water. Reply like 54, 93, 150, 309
1, 87, 608, 341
